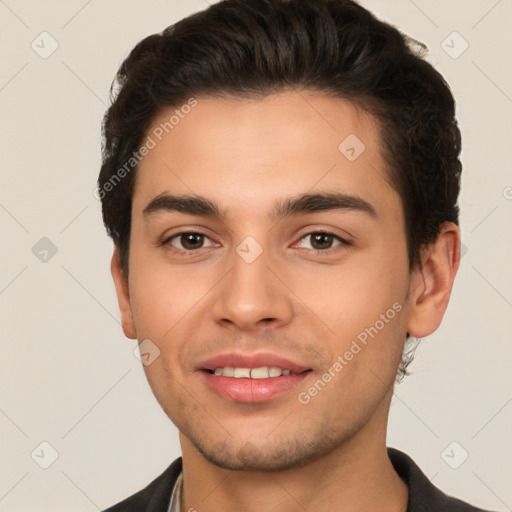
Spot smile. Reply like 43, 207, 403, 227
209, 366, 294, 378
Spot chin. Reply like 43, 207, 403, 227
185, 425, 348, 472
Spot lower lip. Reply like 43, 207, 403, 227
201, 371, 311, 403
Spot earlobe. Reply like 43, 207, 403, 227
111, 248, 137, 340
406, 222, 461, 338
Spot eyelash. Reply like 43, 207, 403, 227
161, 230, 351, 254
294, 231, 352, 252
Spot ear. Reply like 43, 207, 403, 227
111, 248, 137, 340
406, 222, 461, 338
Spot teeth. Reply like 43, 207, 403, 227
234, 368, 251, 378
215, 366, 234, 377
211, 366, 293, 378
250, 367, 270, 379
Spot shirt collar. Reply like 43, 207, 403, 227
168, 470, 183, 512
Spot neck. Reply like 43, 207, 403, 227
178, 398, 408, 512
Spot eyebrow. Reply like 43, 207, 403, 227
142, 192, 377, 221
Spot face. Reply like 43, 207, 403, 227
112, 91, 453, 471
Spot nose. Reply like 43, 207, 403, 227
211, 245, 294, 332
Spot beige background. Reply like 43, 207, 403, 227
1, 1, 511, 510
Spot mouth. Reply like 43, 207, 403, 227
205, 366, 300, 378
197, 353, 313, 403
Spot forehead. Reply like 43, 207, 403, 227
133, 91, 399, 219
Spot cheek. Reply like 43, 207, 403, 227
291, 253, 408, 339
287, 246, 410, 391
128, 250, 213, 339
126, 248, 225, 386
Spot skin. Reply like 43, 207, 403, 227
111, 90, 460, 512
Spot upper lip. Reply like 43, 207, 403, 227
197, 352, 312, 374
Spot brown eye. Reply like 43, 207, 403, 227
297, 232, 349, 251
166, 232, 215, 251
180, 233, 204, 249
310, 233, 335, 250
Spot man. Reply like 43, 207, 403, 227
98, 1, 493, 510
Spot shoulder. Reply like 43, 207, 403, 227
388, 447, 496, 512
103, 457, 182, 512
